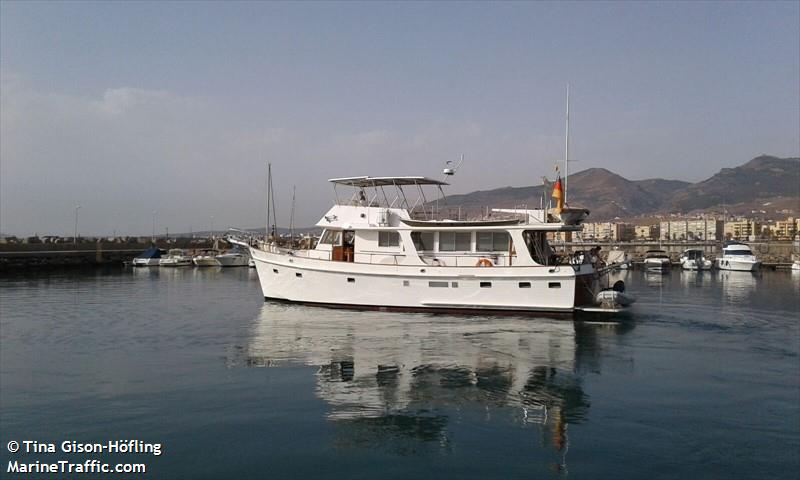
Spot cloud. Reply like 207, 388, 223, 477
1, 75, 564, 236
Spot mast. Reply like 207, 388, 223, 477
564, 83, 570, 204
290, 185, 296, 247
266, 163, 271, 240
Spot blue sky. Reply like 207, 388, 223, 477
2, 1, 798, 235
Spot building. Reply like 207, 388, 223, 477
580, 222, 635, 242
724, 219, 761, 241
661, 219, 724, 241
769, 217, 797, 240
635, 224, 659, 241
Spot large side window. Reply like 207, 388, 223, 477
319, 229, 342, 245
411, 232, 434, 251
378, 231, 400, 247
439, 232, 471, 251
476, 232, 510, 251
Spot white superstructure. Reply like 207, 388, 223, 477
246, 175, 628, 315
679, 248, 712, 271
159, 249, 193, 267
643, 249, 671, 273
716, 241, 761, 272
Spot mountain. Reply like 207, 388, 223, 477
663, 155, 799, 213
441, 156, 798, 220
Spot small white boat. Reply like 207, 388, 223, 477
595, 281, 636, 308
791, 261, 800, 272
715, 241, 761, 272
216, 248, 251, 267
644, 249, 671, 273
132, 246, 162, 267
159, 249, 193, 267
606, 248, 630, 270
193, 251, 221, 267
680, 248, 712, 271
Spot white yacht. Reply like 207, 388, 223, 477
643, 249, 671, 273
216, 248, 251, 267
159, 249, 193, 267
193, 250, 221, 267
679, 248, 712, 271
245, 175, 633, 315
132, 246, 162, 266
716, 241, 761, 272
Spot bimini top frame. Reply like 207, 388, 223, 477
328, 176, 449, 216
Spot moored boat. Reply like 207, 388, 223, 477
159, 249, 193, 267
132, 246, 163, 266
216, 248, 251, 267
193, 250, 221, 267
680, 248, 712, 271
715, 241, 760, 272
644, 249, 671, 273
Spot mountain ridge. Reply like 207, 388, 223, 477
443, 155, 799, 220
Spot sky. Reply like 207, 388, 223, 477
1, 1, 798, 236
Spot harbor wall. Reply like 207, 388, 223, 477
0, 238, 218, 271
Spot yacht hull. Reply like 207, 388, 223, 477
251, 248, 597, 314
715, 259, 760, 272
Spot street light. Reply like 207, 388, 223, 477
152, 211, 158, 243
74, 205, 82, 245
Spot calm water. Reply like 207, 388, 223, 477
1, 267, 798, 479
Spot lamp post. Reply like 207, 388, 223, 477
74, 205, 82, 246
152, 211, 157, 243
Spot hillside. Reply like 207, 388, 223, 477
442, 156, 799, 220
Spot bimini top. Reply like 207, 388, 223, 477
328, 176, 449, 187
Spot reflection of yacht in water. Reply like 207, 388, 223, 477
234, 305, 633, 466
719, 270, 758, 303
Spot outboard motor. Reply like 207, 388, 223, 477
612, 280, 625, 292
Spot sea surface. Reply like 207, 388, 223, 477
1, 267, 798, 479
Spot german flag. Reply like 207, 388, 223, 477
551, 175, 564, 213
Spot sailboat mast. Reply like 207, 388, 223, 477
290, 185, 296, 246
266, 163, 271, 240
564, 83, 570, 204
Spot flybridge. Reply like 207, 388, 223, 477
328, 175, 449, 215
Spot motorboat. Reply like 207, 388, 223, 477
243, 174, 633, 315
193, 250, 221, 267
216, 248, 251, 267
132, 246, 163, 266
606, 248, 630, 270
159, 249, 193, 267
715, 241, 761, 272
679, 248, 712, 271
643, 249, 671, 273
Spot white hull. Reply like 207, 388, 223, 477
216, 253, 250, 267
132, 258, 160, 267
792, 261, 800, 271
250, 248, 597, 313
193, 256, 221, 267
716, 258, 760, 272
159, 258, 192, 267
644, 258, 670, 273
680, 259, 712, 271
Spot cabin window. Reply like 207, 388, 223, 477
428, 281, 449, 288
347, 277, 355, 283
548, 282, 561, 289
296, 272, 303, 278
378, 231, 400, 247
451, 282, 459, 288
519, 282, 531, 288
411, 232, 434, 251
439, 232, 471, 251
273, 268, 279, 274
523, 230, 554, 265
480, 281, 492, 288
319, 229, 342, 245
477, 232, 510, 252
403, 280, 410, 286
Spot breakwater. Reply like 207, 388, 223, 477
0, 239, 217, 271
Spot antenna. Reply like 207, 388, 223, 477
443, 154, 464, 177
290, 185, 296, 248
